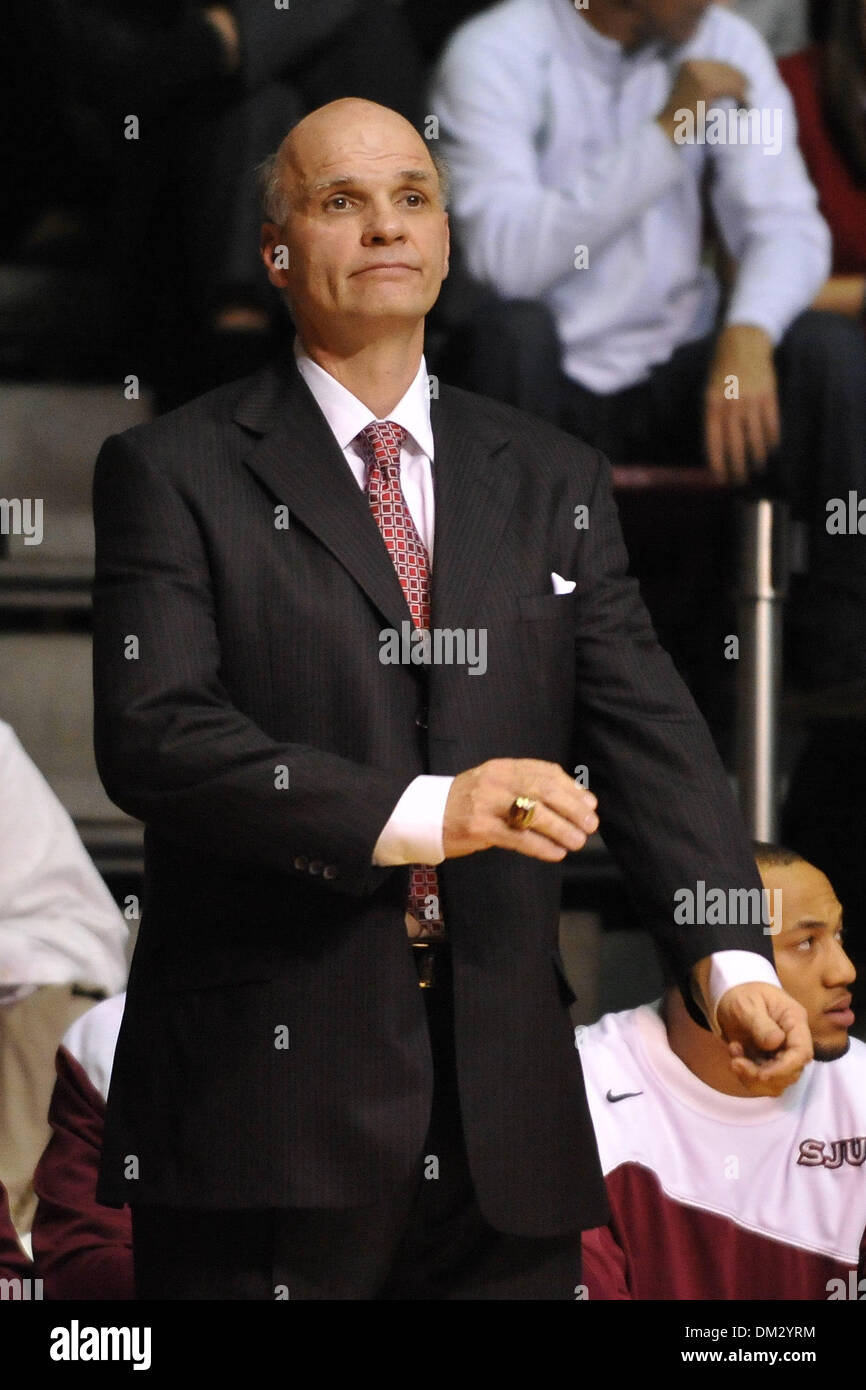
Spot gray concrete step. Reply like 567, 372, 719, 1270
0, 381, 153, 608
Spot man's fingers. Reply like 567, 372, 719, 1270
705, 397, 750, 483
729, 1054, 803, 1097
506, 760, 598, 834
704, 404, 727, 479
743, 399, 769, 471
730, 1034, 812, 1090
493, 793, 597, 856
498, 827, 573, 861
768, 996, 814, 1058
443, 759, 600, 859
496, 810, 588, 856
722, 406, 748, 484
760, 388, 781, 456
717, 985, 814, 1096
739, 1012, 785, 1056
524, 784, 599, 837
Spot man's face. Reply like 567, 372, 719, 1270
631, 0, 712, 46
261, 104, 449, 347
765, 861, 856, 1062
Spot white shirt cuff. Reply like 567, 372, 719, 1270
706, 950, 782, 1032
372, 775, 454, 866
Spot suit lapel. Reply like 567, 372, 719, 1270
234, 355, 411, 634
429, 389, 517, 628
233, 356, 517, 632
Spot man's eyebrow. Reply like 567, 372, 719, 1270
311, 169, 434, 193
779, 915, 843, 936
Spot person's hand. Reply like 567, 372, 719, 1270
442, 759, 598, 861
656, 60, 749, 142
714, 982, 813, 1096
704, 324, 780, 482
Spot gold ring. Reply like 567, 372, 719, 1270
506, 796, 537, 831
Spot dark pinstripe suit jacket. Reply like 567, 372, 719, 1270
91, 353, 772, 1235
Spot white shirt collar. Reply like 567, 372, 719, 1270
293, 337, 435, 460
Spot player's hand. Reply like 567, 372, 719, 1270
704, 324, 780, 482
442, 758, 598, 861
715, 982, 813, 1096
656, 59, 749, 141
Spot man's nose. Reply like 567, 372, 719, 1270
826, 940, 857, 988
361, 199, 407, 245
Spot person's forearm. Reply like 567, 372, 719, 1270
442, 122, 687, 300
724, 230, 831, 343
812, 274, 866, 319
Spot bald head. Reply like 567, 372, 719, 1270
258, 97, 450, 353
259, 99, 448, 224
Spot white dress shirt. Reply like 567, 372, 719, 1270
431, 0, 830, 393
0, 722, 128, 1005
293, 340, 780, 1011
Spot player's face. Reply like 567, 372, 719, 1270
634, 0, 712, 45
766, 862, 856, 1062
261, 108, 449, 345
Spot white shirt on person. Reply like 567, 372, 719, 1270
431, 0, 830, 393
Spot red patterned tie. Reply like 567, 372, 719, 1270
358, 420, 444, 940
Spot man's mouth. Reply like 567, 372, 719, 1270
824, 995, 855, 1027
351, 263, 418, 276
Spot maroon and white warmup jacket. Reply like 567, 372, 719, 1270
32, 993, 131, 1299
578, 1003, 866, 1300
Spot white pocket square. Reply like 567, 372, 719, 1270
551, 572, 576, 595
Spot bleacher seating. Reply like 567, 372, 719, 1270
0, 381, 152, 885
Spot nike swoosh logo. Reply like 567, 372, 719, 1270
606, 1089, 644, 1103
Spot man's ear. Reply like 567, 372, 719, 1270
261, 223, 291, 287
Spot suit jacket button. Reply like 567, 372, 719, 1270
309, 860, 323, 874
294, 855, 308, 871
323, 865, 337, 880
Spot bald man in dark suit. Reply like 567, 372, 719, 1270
91, 98, 812, 1300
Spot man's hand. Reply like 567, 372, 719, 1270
704, 324, 780, 482
714, 982, 813, 1096
656, 60, 749, 143
442, 758, 598, 861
